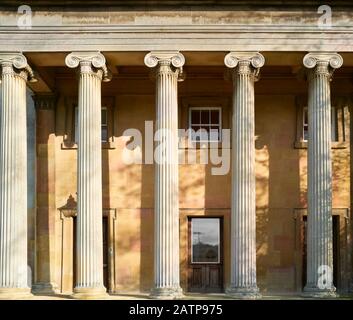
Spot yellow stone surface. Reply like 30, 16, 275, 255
29, 60, 352, 296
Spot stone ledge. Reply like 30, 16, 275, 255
61, 141, 116, 149
294, 140, 349, 149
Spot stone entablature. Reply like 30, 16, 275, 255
1, 7, 353, 51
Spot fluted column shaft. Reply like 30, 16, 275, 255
303, 52, 343, 297
77, 64, 103, 292
224, 52, 264, 298
0, 53, 35, 298
65, 52, 110, 298
144, 52, 185, 299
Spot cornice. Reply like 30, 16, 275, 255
2, 0, 351, 8
3, 25, 353, 33
1, 0, 353, 8
2, 24, 353, 52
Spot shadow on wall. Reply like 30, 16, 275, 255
33, 92, 57, 292
27, 89, 36, 287
102, 143, 110, 291
111, 95, 155, 293
254, 95, 301, 294
139, 160, 154, 292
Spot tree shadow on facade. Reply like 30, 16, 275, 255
113, 94, 155, 293
139, 160, 154, 292
203, 149, 231, 291
33, 97, 58, 294
102, 146, 111, 291
255, 94, 301, 295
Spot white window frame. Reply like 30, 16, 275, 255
101, 107, 108, 143
188, 106, 222, 143
74, 106, 108, 143
302, 106, 338, 142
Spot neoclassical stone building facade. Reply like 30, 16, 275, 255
0, 1, 353, 299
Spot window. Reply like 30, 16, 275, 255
294, 96, 349, 149
191, 218, 220, 264
189, 107, 222, 142
62, 96, 115, 150
302, 107, 338, 142
101, 107, 108, 143
74, 106, 109, 144
303, 107, 309, 141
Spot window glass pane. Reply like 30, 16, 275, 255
303, 107, 338, 142
101, 126, 108, 143
189, 108, 222, 142
200, 110, 210, 124
199, 126, 209, 141
209, 127, 220, 141
192, 218, 220, 263
191, 110, 200, 124
199, 126, 209, 132
303, 108, 308, 141
303, 125, 308, 141
191, 126, 200, 141
210, 110, 219, 124
101, 108, 107, 125
74, 107, 78, 143
75, 107, 108, 143
303, 108, 308, 125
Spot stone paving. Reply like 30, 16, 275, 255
7, 292, 352, 300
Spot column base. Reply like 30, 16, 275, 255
302, 285, 337, 299
0, 287, 33, 300
150, 286, 184, 300
225, 286, 261, 299
32, 282, 59, 295
71, 286, 109, 300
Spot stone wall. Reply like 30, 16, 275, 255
33, 67, 351, 294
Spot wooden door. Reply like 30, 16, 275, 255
188, 217, 223, 293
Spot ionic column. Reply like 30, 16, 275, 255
0, 53, 36, 298
144, 51, 185, 299
224, 52, 264, 299
65, 52, 110, 299
303, 52, 343, 297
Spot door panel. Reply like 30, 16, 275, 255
208, 266, 222, 288
190, 266, 203, 290
188, 217, 223, 293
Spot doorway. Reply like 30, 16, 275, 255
187, 217, 223, 293
73, 216, 109, 290
302, 215, 340, 290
